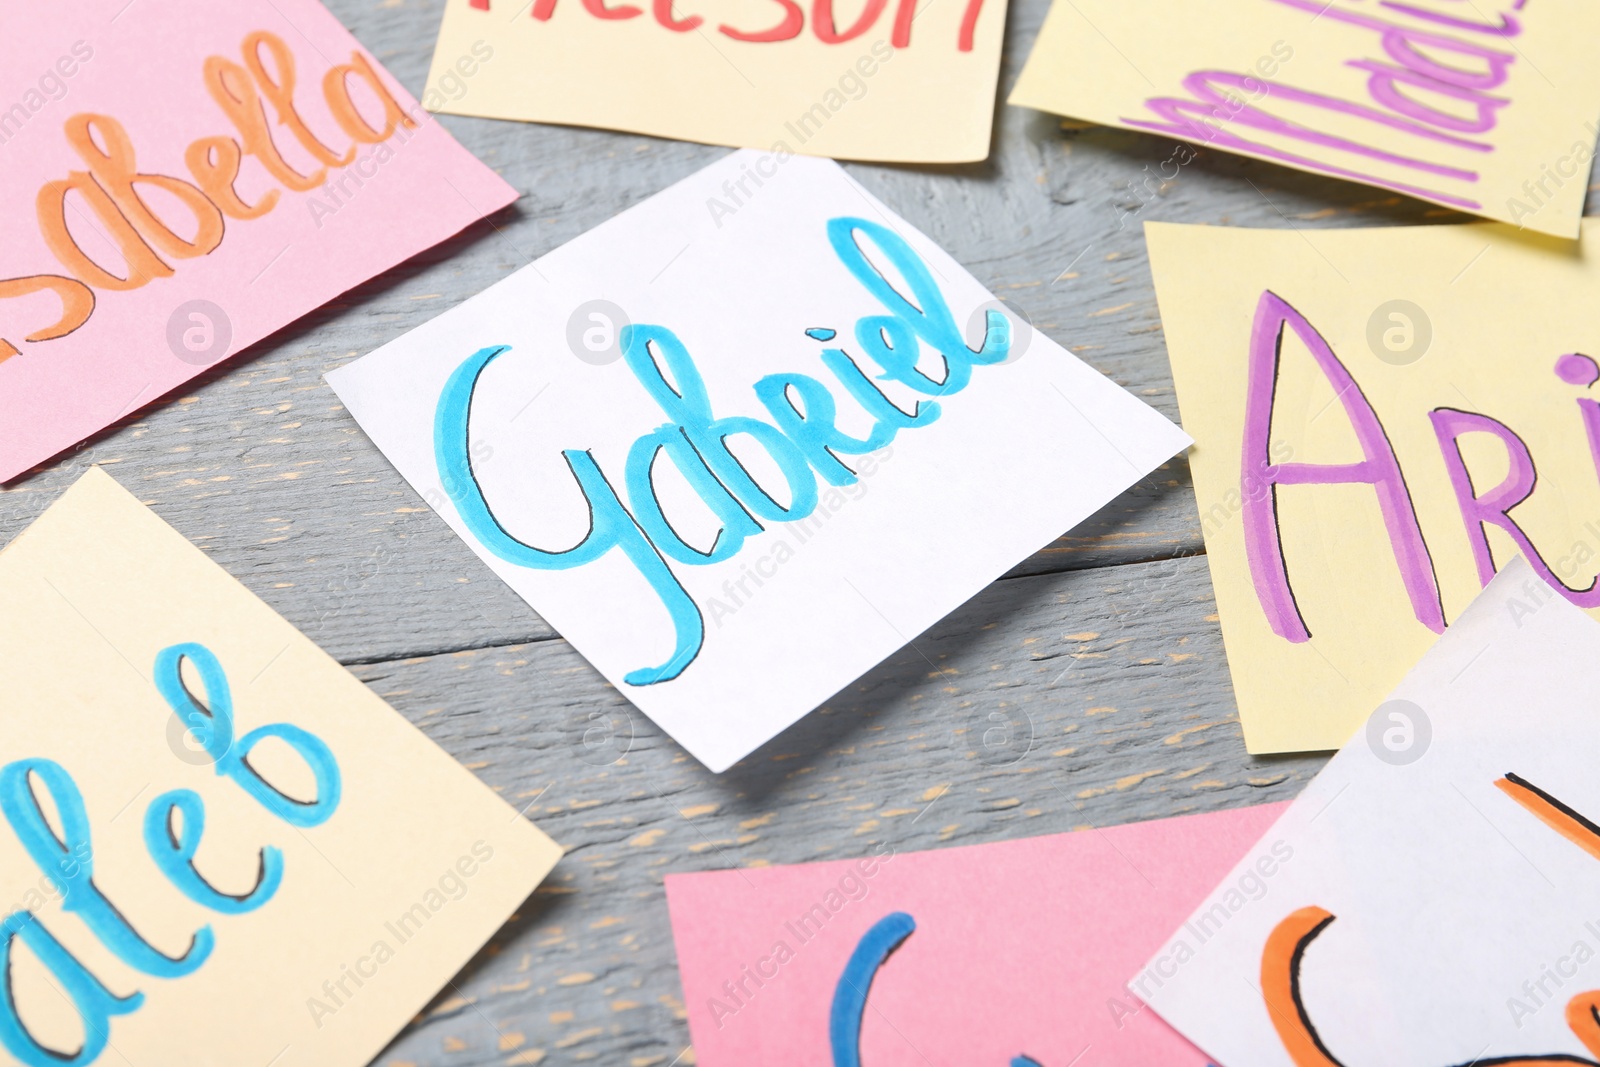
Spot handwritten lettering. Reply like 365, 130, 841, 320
1240, 291, 1600, 639
467, 0, 989, 51
435, 216, 1012, 686
829, 912, 1042, 1067
1, 31, 418, 363
1241, 290, 1442, 641
0, 642, 340, 1067
1127, 0, 1536, 212
1261, 773, 1600, 1064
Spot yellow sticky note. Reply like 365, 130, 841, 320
0, 467, 561, 1065
424, 0, 1006, 162
1148, 218, 1600, 753
1009, 0, 1600, 237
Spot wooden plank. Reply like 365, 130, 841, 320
350, 555, 1328, 1064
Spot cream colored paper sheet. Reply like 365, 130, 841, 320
0, 467, 560, 1066
423, 0, 1006, 162
1148, 218, 1600, 753
1009, 0, 1600, 237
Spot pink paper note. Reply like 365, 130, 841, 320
665, 803, 1288, 1066
0, 0, 517, 481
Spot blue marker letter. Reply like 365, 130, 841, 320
435, 345, 704, 685
0, 759, 213, 978
830, 912, 915, 1067
154, 643, 341, 828
624, 325, 819, 523
754, 373, 896, 486
625, 424, 762, 564
0, 911, 142, 1067
827, 217, 1010, 396
144, 789, 283, 914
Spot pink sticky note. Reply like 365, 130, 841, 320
0, 0, 517, 481
665, 803, 1288, 1066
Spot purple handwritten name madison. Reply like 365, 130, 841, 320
1128, 0, 1534, 213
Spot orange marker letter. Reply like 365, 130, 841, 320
62, 114, 224, 263
0, 275, 95, 360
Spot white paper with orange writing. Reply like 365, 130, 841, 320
1148, 218, 1600, 755
424, 0, 1006, 162
1139, 557, 1600, 1066
1009, 0, 1600, 237
0, 467, 560, 1067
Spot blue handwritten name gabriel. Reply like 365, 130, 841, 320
0, 643, 340, 1066
435, 216, 1013, 685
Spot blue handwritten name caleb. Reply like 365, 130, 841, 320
435, 216, 1014, 686
0, 643, 340, 1067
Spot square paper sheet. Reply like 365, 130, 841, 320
1148, 218, 1600, 755
0, 468, 560, 1067
1008, 0, 1600, 237
666, 804, 1286, 1066
0, 0, 517, 481
327, 151, 1191, 771
423, 0, 1006, 162
1140, 557, 1600, 1065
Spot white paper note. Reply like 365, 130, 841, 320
327, 151, 1190, 771
1139, 555, 1600, 1065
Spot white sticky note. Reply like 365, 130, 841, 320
1139, 556, 1600, 1065
328, 151, 1189, 771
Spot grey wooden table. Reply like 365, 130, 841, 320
10, 1, 1592, 1064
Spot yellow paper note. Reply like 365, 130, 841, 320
1147, 218, 1600, 753
0, 467, 561, 1065
423, 0, 1005, 162
1009, 0, 1600, 237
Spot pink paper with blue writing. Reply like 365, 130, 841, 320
1010, 0, 1600, 238
0, 0, 516, 482
665, 803, 1287, 1067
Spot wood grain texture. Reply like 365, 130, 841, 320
4, 0, 1595, 1062
350, 556, 1328, 1066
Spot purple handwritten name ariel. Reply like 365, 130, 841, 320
1240, 291, 1600, 642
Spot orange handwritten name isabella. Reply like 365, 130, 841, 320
0, 30, 417, 361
